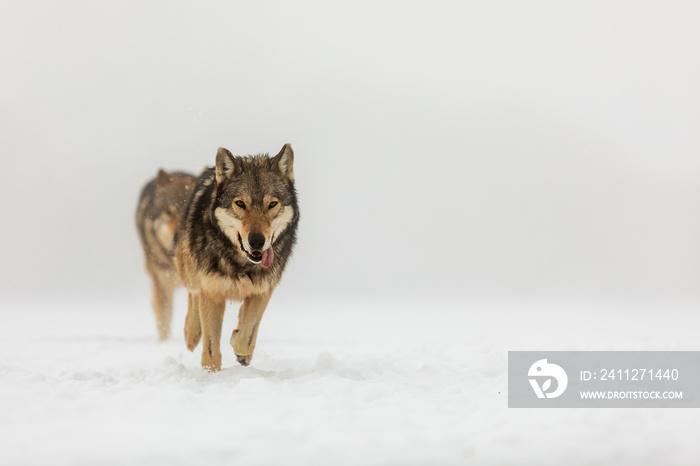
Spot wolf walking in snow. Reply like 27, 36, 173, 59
136, 170, 196, 340
175, 144, 299, 371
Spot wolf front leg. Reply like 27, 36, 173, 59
230, 291, 272, 366
184, 292, 201, 351
198, 291, 226, 372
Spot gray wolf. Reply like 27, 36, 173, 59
176, 144, 299, 371
136, 169, 196, 340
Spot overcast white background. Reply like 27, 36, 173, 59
2, 3, 700, 465
2, 1, 699, 303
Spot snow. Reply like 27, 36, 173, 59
1, 295, 698, 465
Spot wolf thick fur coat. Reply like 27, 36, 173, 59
136, 170, 196, 340
176, 144, 299, 371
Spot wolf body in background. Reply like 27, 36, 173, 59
136, 170, 196, 340
176, 144, 299, 371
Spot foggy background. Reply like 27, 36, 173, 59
1, 1, 699, 303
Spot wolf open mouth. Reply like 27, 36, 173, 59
237, 234, 274, 268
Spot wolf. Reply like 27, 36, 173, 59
136, 169, 196, 340
176, 144, 299, 371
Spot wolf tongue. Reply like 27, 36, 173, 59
261, 247, 274, 268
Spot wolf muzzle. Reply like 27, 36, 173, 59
242, 232, 274, 268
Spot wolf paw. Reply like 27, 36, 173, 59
185, 329, 201, 351
157, 328, 170, 342
202, 360, 221, 372
236, 354, 251, 366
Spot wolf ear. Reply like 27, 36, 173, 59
156, 169, 170, 185
273, 143, 294, 181
216, 147, 241, 183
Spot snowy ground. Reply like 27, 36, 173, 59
1, 294, 698, 465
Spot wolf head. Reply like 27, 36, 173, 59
213, 144, 296, 268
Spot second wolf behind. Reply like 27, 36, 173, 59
136, 169, 196, 340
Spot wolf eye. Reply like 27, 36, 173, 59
268, 201, 278, 209
235, 200, 246, 209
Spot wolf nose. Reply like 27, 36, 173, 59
248, 232, 266, 251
